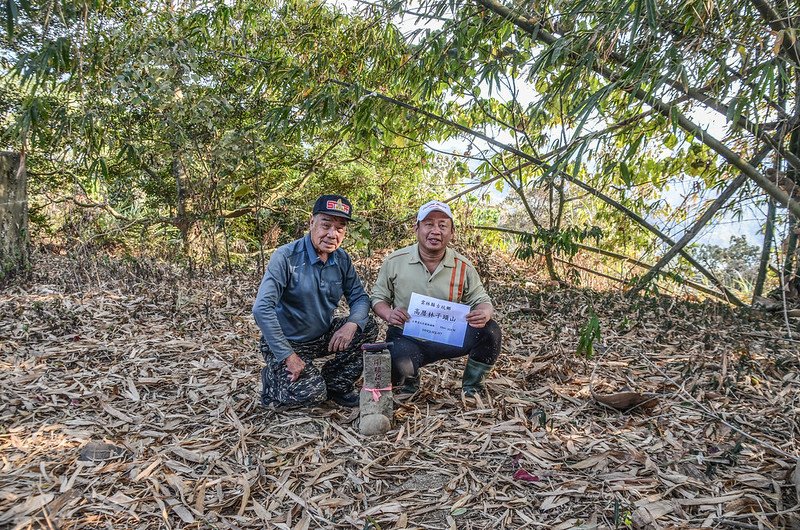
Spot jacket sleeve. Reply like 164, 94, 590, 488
252, 250, 294, 361
461, 265, 492, 308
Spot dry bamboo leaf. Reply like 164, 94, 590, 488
3, 255, 799, 530
792, 460, 800, 500
60, 462, 85, 493
171, 504, 195, 524
237, 475, 251, 517
551, 519, 579, 530
170, 446, 205, 463
43, 490, 80, 518
250, 499, 270, 523
0, 493, 54, 524
133, 458, 162, 482
292, 512, 311, 530
591, 390, 659, 412
568, 452, 609, 470
193, 481, 206, 515
540, 495, 570, 511
632, 501, 675, 528
361, 502, 404, 517
123, 377, 140, 402
677, 493, 742, 506
101, 402, 135, 423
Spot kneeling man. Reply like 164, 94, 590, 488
253, 194, 378, 408
371, 200, 502, 397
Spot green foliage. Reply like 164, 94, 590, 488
576, 310, 601, 359
361, 0, 797, 291
2, 0, 443, 261
3, 0, 798, 291
513, 225, 602, 260
694, 236, 761, 293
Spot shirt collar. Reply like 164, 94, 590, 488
303, 234, 338, 265
410, 244, 455, 268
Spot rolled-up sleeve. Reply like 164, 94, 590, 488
370, 260, 394, 307
341, 257, 370, 329
252, 251, 293, 361
461, 266, 492, 308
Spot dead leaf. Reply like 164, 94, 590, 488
592, 390, 659, 412
512, 468, 539, 482
632, 501, 675, 527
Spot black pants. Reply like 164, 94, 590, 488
386, 320, 502, 384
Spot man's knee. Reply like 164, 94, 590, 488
262, 363, 327, 407
289, 375, 327, 405
470, 320, 502, 365
483, 320, 502, 344
391, 353, 416, 383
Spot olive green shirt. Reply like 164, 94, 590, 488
371, 244, 491, 312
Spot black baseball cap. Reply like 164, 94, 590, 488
312, 194, 354, 221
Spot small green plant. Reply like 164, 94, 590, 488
532, 408, 547, 428
577, 310, 601, 359
363, 517, 382, 530
613, 499, 633, 528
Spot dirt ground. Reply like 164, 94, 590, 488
1, 252, 799, 529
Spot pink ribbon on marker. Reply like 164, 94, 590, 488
361, 386, 392, 401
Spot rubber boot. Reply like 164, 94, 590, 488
396, 375, 419, 398
461, 358, 492, 397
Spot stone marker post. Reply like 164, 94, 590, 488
359, 343, 394, 436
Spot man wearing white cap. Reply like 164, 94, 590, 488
371, 200, 502, 397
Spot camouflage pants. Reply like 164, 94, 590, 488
259, 316, 378, 408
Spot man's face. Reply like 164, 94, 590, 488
310, 213, 348, 256
415, 211, 453, 253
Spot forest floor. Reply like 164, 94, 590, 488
1, 249, 799, 530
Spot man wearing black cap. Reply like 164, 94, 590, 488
253, 194, 377, 408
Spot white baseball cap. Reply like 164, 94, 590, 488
416, 200, 454, 222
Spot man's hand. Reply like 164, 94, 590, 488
374, 301, 411, 327
284, 352, 305, 382
329, 322, 358, 352
466, 303, 493, 329
385, 307, 411, 327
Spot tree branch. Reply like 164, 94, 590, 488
470, 224, 731, 301
472, 0, 800, 204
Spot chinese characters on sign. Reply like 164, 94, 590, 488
402, 293, 470, 347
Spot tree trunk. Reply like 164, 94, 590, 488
510, 173, 561, 282
786, 79, 800, 279
752, 198, 776, 301
172, 152, 191, 252
0, 152, 28, 281
784, 215, 797, 279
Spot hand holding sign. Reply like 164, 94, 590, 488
466, 305, 493, 328
402, 293, 470, 347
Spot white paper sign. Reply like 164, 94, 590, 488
402, 292, 470, 347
